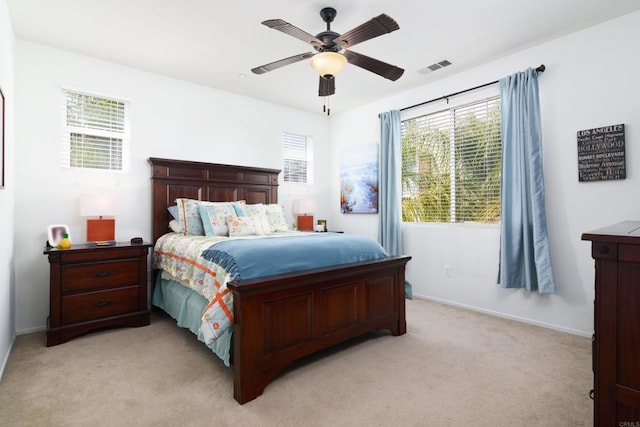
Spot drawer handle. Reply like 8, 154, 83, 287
94, 300, 112, 307
597, 245, 609, 254
94, 271, 113, 278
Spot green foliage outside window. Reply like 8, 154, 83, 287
401, 97, 501, 223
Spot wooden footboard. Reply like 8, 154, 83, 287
229, 255, 410, 404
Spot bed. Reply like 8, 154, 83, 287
149, 157, 411, 404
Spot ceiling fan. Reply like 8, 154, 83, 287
251, 7, 404, 100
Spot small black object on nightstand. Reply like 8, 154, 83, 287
130, 237, 143, 244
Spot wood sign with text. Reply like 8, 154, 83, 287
577, 124, 625, 182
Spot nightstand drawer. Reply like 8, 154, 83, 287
61, 287, 140, 325
61, 259, 139, 292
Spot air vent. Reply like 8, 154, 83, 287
418, 59, 452, 75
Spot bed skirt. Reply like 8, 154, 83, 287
152, 274, 233, 366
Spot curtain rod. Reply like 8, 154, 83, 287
392, 64, 546, 114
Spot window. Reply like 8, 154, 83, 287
282, 132, 313, 184
401, 96, 501, 223
61, 89, 129, 171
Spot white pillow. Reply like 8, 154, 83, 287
251, 215, 272, 236
169, 219, 182, 233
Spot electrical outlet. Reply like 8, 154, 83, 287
444, 265, 451, 277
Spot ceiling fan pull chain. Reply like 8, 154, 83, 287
322, 96, 331, 116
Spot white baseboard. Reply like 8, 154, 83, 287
412, 294, 592, 338
0, 334, 16, 382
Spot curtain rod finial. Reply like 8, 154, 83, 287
536, 64, 546, 73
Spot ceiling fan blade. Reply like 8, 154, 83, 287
343, 50, 404, 81
262, 19, 324, 47
319, 76, 335, 97
252, 52, 316, 75
333, 14, 399, 49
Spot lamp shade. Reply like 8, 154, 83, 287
310, 52, 347, 77
293, 198, 317, 214
79, 193, 120, 217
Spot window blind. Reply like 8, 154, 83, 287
283, 132, 313, 184
401, 96, 501, 223
61, 90, 128, 171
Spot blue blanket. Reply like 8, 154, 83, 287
201, 233, 388, 280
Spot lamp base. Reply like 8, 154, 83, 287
87, 218, 115, 243
297, 215, 314, 231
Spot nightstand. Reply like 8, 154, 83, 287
43, 242, 152, 346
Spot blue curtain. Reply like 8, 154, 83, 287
498, 68, 555, 294
379, 110, 412, 299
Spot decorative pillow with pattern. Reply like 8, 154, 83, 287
265, 204, 289, 232
175, 198, 205, 235
227, 216, 258, 237
209, 202, 237, 219
233, 202, 264, 217
198, 202, 236, 237
231, 200, 247, 216
176, 199, 237, 236
199, 205, 230, 237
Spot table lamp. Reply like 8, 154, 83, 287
294, 199, 316, 231
80, 193, 120, 245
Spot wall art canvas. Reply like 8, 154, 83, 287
340, 143, 379, 213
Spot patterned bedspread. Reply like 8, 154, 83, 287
153, 232, 304, 344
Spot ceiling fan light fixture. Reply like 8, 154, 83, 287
310, 52, 347, 78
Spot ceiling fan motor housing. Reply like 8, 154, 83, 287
316, 8, 340, 52
314, 31, 340, 52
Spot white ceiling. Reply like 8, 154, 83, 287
8, 0, 640, 114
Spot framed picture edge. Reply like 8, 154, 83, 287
47, 224, 70, 248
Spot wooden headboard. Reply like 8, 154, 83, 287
149, 157, 280, 242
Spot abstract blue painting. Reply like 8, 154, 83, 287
340, 144, 379, 214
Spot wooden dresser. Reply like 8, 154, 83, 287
582, 221, 640, 425
44, 242, 152, 346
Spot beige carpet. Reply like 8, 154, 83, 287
0, 298, 592, 426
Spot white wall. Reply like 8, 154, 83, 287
329, 10, 640, 336
0, 0, 16, 377
13, 41, 330, 333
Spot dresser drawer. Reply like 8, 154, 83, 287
61, 287, 140, 325
61, 259, 140, 293
619, 244, 640, 263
